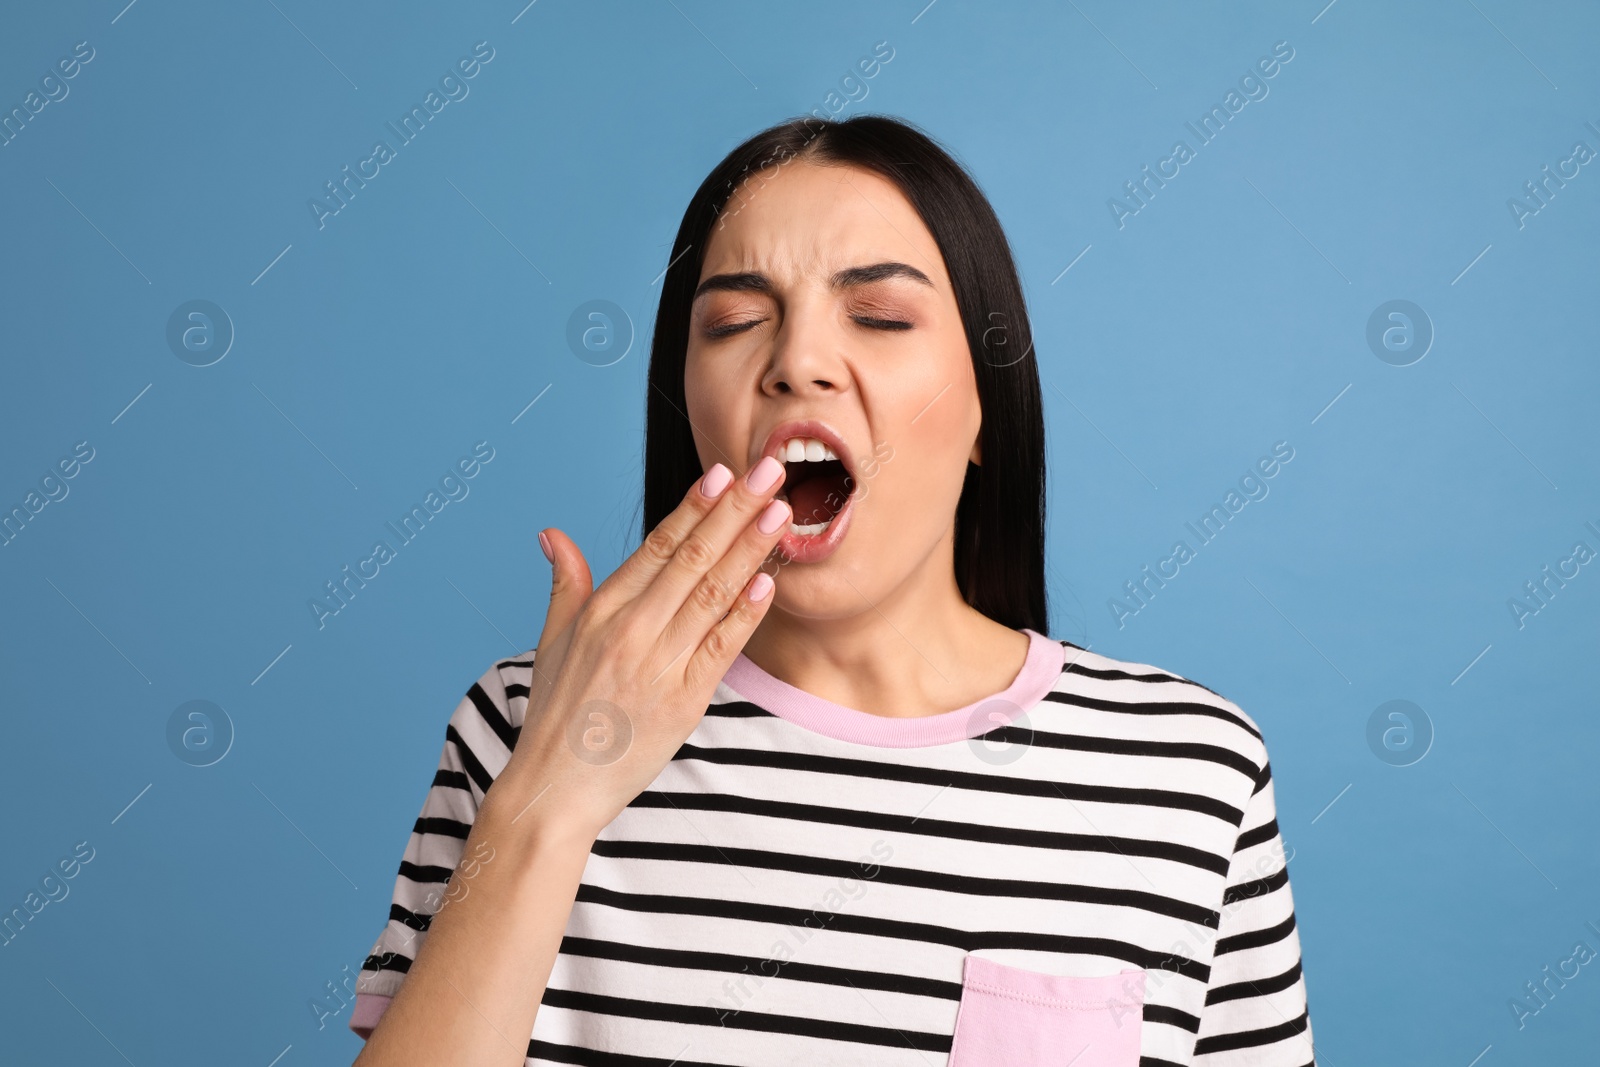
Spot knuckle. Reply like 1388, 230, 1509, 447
702, 624, 735, 662
641, 525, 678, 565
675, 534, 717, 572
690, 573, 732, 614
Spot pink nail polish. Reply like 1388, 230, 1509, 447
757, 499, 789, 534
538, 531, 553, 563
748, 572, 774, 602
746, 455, 783, 493
700, 463, 733, 497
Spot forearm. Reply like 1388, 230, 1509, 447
353, 787, 594, 1067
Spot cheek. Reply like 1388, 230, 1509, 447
859, 411, 971, 526
684, 356, 747, 465
907, 387, 979, 481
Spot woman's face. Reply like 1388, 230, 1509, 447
684, 159, 982, 619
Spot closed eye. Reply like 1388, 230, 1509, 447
704, 319, 762, 339
703, 315, 911, 338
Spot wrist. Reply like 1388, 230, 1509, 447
478, 776, 601, 858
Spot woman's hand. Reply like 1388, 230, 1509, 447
487, 456, 791, 843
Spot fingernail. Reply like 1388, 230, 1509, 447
757, 499, 790, 534
748, 572, 774, 602
538, 531, 553, 563
746, 455, 784, 493
700, 463, 733, 498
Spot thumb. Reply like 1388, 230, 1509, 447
536, 527, 593, 649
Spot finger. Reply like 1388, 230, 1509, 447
595, 463, 734, 603
628, 456, 789, 633
536, 527, 593, 641
682, 569, 777, 692
602, 459, 784, 608
532, 527, 592, 692
652, 492, 790, 663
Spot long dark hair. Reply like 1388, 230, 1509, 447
642, 114, 1048, 635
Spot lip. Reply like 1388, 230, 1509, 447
756, 418, 859, 564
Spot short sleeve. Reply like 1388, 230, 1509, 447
348, 651, 531, 1040
1192, 756, 1316, 1065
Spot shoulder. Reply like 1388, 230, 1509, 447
487, 648, 539, 722
1038, 636, 1271, 779
446, 647, 539, 746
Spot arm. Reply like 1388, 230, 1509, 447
347, 660, 530, 1039
352, 783, 594, 1066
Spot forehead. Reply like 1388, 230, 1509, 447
699, 160, 948, 289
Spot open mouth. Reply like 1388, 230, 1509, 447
776, 439, 852, 535
760, 421, 859, 563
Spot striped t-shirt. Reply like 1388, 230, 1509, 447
351, 628, 1315, 1066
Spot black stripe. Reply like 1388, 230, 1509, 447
1234, 818, 1279, 853
361, 949, 411, 975
711, 679, 1247, 776
497, 655, 536, 669
1192, 1007, 1309, 1054
1206, 959, 1303, 1005
1142, 1002, 1201, 1032
628, 790, 1230, 876
1041, 689, 1262, 743
388, 902, 430, 931
590, 838, 1220, 928
1222, 864, 1289, 906
431, 768, 471, 792
1060, 650, 1233, 705
397, 860, 453, 884
526, 1037, 780, 1066
444, 723, 494, 795
540, 987, 952, 1053
987, 725, 1261, 781
506, 681, 530, 702
1215, 911, 1296, 955
1057, 661, 1179, 686
573, 883, 1210, 981
558, 935, 962, 1001
412, 816, 469, 839
704, 701, 775, 718
670, 744, 1244, 825
466, 681, 519, 752
1139, 1058, 1186, 1067
1253, 759, 1273, 795
1062, 643, 1235, 700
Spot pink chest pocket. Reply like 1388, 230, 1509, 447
946, 955, 1146, 1067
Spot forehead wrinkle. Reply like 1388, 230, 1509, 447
697, 242, 941, 304
695, 235, 830, 303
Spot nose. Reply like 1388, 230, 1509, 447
759, 305, 851, 398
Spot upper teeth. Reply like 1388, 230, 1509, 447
779, 437, 838, 463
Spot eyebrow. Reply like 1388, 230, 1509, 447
692, 261, 935, 302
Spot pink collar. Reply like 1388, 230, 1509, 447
719, 628, 1064, 748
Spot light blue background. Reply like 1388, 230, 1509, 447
2, 1, 1595, 1063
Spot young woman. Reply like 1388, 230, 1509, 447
348, 115, 1315, 1067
